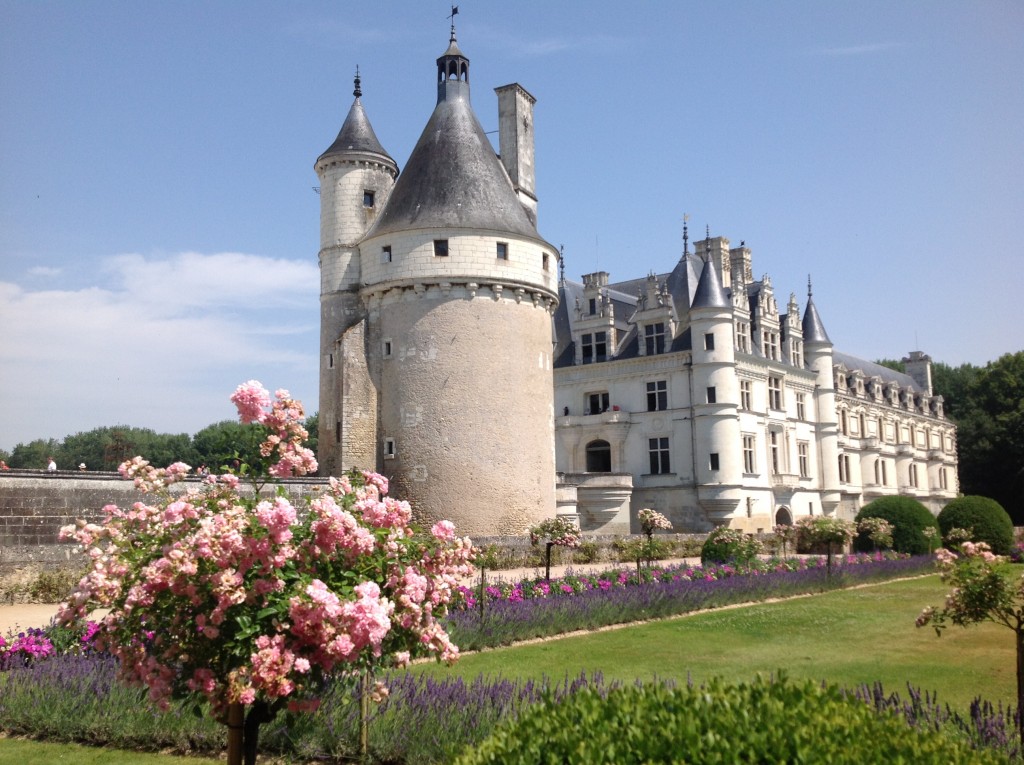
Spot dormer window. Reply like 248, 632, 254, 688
645, 323, 666, 355
363, 190, 375, 208
433, 239, 449, 257
581, 332, 608, 364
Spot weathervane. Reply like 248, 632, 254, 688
682, 213, 690, 256
448, 5, 459, 41
353, 65, 361, 99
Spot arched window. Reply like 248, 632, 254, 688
585, 440, 612, 473
775, 507, 793, 526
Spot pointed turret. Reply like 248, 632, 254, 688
691, 255, 730, 309
801, 277, 831, 344
316, 69, 399, 477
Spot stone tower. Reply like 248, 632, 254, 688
802, 282, 841, 515
688, 251, 744, 525
317, 28, 560, 535
316, 70, 398, 478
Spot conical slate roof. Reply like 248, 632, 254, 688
318, 95, 395, 166
365, 75, 539, 240
802, 295, 831, 344
691, 257, 730, 309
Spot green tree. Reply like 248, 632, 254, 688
192, 420, 267, 473
8, 438, 62, 469
303, 411, 319, 465
943, 353, 1024, 523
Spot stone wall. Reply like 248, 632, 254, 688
0, 471, 326, 575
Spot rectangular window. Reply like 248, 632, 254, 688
328, 352, 334, 369
910, 463, 919, 488
940, 467, 948, 490
645, 322, 666, 355
770, 431, 781, 474
740, 380, 752, 411
790, 340, 802, 367
768, 376, 783, 410
363, 190, 375, 208
709, 453, 720, 471
383, 339, 393, 358
706, 386, 717, 404
384, 437, 396, 459
587, 392, 610, 415
496, 242, 508, 260
736, 322, 749, 353
646, 380, 667, 412
704, 332, 715, 351
649, 437, 671, 474
543, 252, 550, 270
594, 331, 608, 361
763, 330, 779, 360
433, 239, 449, 257
381, 245, 392, 263
798, 442, 809, 478
581, 333, 593, 364
838, 454, 848, 483
743, 435, 756, 473
796, 393, 806, 420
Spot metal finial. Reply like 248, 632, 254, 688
559, 244, 565, 283
448, 5, 459, 42
682, 213, 689, 256
353, 66, 362, 98
807, 274, 813, 298
706, 224, 711, 240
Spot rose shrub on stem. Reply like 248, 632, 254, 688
857, 517, 894, 553
917, 540, 1024, 751
57, 381, 475, 765
529, 517, 581, 580
796, 516, 856, 579
637, 509, 672, 567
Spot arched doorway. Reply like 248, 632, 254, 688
585, 439, 612, 472
775, 507, 793, 526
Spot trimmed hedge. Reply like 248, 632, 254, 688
938, 496, 1014, 555
453, 676, 1003, 765
855, 496, 939, 555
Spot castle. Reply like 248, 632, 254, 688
316, 26, 958, 537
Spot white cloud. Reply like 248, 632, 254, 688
0, 251, 320, 451
811, 42, 903, 56
27, 266, 62, 278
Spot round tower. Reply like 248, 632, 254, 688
802, 278, 841, 515
357, 30, 559, 535
315, 70, 398, 477
689, 252, 744, 526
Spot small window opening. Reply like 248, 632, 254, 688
434, 239, 449, 257
363, 190, 375, 208
382, 245, 392, 263
709, 453, 720, 471
496, 242, 508, 260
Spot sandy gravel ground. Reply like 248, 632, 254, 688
0, 558, 700, 636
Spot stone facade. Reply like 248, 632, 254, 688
553, 234, 958, 534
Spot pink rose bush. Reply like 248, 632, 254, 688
56, 381, 476, 728
637, 508, 672, 539
917, 538, 1024, 748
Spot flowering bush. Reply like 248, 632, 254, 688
857, 516, 894, 552
529, 517, 581, 580
56, 381, 475, 764
0, 627, 55, 669
772, 524, 800, 558
637, 509, 672, 539
917, 541, 1024, 749
700, 526, 762, 566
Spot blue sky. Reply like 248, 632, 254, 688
1, 1, 1021, 454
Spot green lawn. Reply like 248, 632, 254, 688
418, 574, 1015, 710
0, 573, 1014, 762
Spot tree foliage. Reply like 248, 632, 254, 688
937, 496, 1014, 555
855, 497, 938, 555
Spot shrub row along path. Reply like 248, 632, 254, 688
0, 558, 701, 635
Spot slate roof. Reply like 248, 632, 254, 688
318, 97, 396, 167
832, 351, 923, 391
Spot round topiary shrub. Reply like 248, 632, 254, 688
453, 676, 1001, 765
855, 496, 938, 555
700, 526, 762, 566
938, 496, 1014, 555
